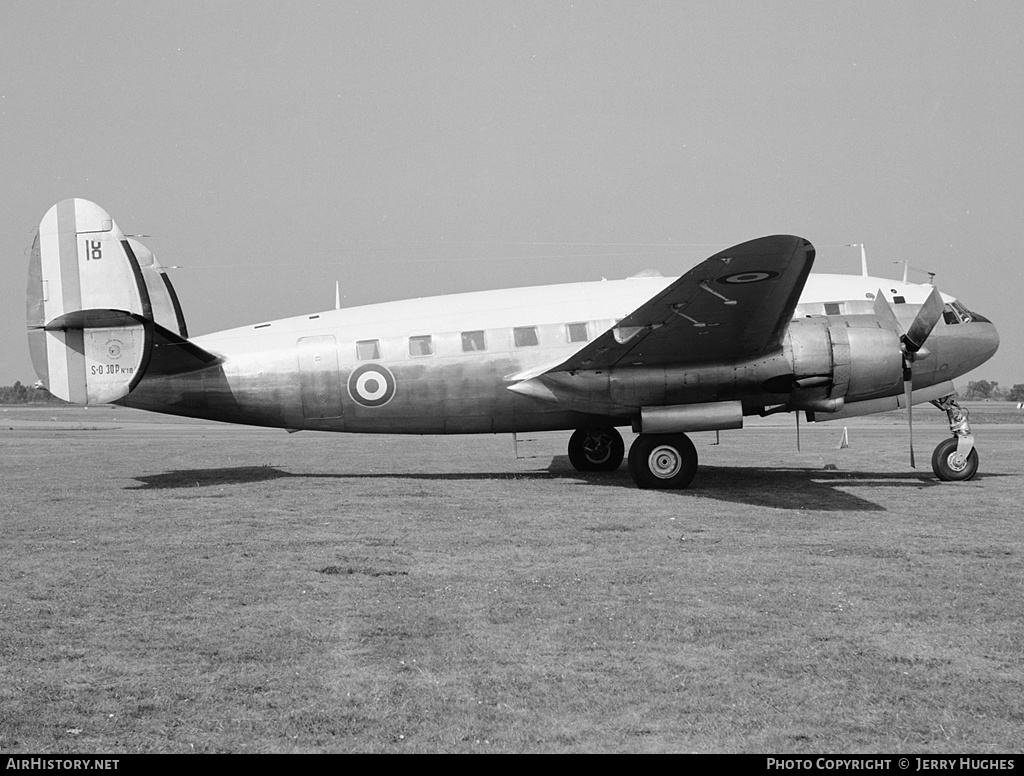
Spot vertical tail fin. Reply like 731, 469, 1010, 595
128, 237, 190, 339
26, 199, 194, 404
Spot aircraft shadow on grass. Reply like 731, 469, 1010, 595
125, 458, 1002, 512
547, 456, 941, 512
125, 466, 560, 491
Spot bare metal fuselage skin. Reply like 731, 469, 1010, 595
119, 274, 999, 435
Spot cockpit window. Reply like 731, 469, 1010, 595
944, 301, 974, 325
952, 301, 972, 323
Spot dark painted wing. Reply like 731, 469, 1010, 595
549, 235, 815, 372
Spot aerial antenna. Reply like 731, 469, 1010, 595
846, 243, 868, 276
335, 281, 341, 310
893, 263, 938, 286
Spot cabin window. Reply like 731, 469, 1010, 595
566, 322, 589, 343
893, 295, 906, 304
824, 302, 841, 316
513, 326, 539, 347
461, 330, 487, 352
408, 335, 434, 357
356, 339, 380, 360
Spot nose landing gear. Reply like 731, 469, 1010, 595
930, 395, 979, 481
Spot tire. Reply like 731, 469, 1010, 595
567, 427, 625, 472
628, 433, 698, 489
931, 437, 979, 481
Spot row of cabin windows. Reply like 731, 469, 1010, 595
818, 299, 971, 325
356, 322, 591, 361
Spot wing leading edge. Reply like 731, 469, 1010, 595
549, 235, 815, 374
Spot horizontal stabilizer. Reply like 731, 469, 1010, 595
27, 316, 151, 404
148, 322, 221, 376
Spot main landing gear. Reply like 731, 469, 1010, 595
627, 433, 698, 489
567, 427, 698, 489
567, 427, 625, 472
930, 395, 979, 481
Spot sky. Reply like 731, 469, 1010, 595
2, 1, 1022, 390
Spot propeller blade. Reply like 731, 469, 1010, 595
903, 287, 944, 354
905, 374, 916, 468
872, 289, 903, 333
873, 286, 943, 469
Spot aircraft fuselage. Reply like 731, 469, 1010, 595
119, 273, 998, 435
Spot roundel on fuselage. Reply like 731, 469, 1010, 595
347, 363, 396, 408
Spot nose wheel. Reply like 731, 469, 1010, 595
930, 395, 979, 481
931, 437, 979, 481
627, 433, 698, 489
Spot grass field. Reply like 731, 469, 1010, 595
1, 405, 1022, 753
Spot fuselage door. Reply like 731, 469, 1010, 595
297, 335, 343, 418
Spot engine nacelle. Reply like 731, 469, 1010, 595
784, 316, 903, 406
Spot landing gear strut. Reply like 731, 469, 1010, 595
627, 433, 698, 489
567, 427, 624, 472
930, 395, 979, 481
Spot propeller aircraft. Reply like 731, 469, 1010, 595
26, 199, 999, 489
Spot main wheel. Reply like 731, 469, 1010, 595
931, 437, 979, 481
628, 433, 698, 489
568, 427, 625, 472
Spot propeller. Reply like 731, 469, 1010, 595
873, 287, 945, 467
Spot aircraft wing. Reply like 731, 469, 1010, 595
550, 235, 815, 372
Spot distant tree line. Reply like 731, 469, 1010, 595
0, 382, 68, 405
963, 380, 1024, 402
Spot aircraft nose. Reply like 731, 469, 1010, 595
982, 318, 1000, 361
959, 317, 1000, 375
927, 315, 999, 379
